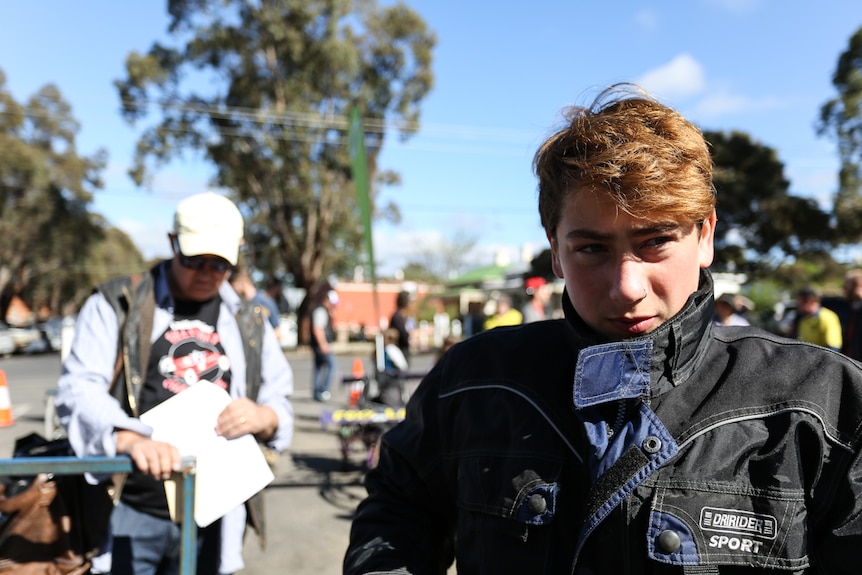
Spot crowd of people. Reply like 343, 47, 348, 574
714, 268, 862, 361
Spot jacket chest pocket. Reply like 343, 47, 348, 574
454, 455, 565, 571
646, 481, 809, 571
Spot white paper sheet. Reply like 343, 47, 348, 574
140, 381, 275, 527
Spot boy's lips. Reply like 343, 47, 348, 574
608, 315, 657, 335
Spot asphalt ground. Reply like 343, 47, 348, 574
240, 346, 438, 573
0, 346, 440, 574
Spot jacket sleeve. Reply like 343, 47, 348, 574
343, 365, 455, 575
255, 321, 295, 452
812, 429, 862, 573
55, 292, 152, 458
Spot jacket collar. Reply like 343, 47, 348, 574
564, 269, 715, 401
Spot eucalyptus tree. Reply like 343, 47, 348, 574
116, 0, 436, 305
705, 130, 832, 275
818, 26, 862, 243
0, 70, 112, 321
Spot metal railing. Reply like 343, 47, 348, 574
0, 455, 198, 575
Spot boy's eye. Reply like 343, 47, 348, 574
577, 243, 606, 254
644, 236, 672, 248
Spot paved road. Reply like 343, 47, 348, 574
0, 347, 438, 574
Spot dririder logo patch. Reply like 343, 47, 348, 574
701, 507, 777, 554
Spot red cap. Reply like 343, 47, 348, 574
525, 277, 547, 291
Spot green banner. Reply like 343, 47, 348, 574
348, 106, 376, 287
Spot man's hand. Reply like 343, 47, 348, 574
215, 397, 279, 441
116, 430, 181, 480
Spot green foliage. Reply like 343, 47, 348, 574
115, 0, 436, 303
705, 130, 833, 272
768, 254, 847, 296
744, 279, 786, 311
0, 70, 130, 321
400, 230, 478, 282
400, 261, 442, 283
818, 26, 862, 244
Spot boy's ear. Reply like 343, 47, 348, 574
548, 233, 564, 279
698, 210, 717, 269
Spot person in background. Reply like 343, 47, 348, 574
713, 292, 750, 326
370, 328, 409, 408
796, 285, 843, 351
229, 266, 282, 340
389, 291, 413, 366
521, 276, 552, 323
462, 301, 486, 338
381, 327, 409, 373
431, 298, 451, 351
310, 284, 338, 402
483, 293, 522, 330
434, 334, 459, 364
260, 276, 284, 329
345, 84, 862, 573
840, 269, 862, 360
265, 275, 285, 305
228, 265, 256, 300
56, 192, 294, 575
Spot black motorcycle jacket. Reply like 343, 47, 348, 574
344, 271, 862, 574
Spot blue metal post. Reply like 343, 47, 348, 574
180, 460, 197, 575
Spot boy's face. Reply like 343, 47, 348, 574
549, 191, 715, 341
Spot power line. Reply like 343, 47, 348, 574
2, 96, 540, 147
4, 103, 836, 166
89, 183, 541, 218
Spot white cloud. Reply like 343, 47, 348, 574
635, 57, 788, 122
694, 89, 786, 119
636, 54, 706, 100
695, 91, 751, 116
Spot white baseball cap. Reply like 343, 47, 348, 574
173, 192, 244, 266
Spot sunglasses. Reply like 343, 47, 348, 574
172, 237, 233, 273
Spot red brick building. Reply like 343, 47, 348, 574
330, 280, 434, 340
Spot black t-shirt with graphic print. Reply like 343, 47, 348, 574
122, 295, 233, 519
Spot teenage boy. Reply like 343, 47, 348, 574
344, 85, 862, 573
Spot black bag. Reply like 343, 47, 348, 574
0, 433, 115, 574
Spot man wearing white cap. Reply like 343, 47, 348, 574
56, 192, 294, 575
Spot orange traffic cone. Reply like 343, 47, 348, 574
351, 358, 365, 379
0, 369, 14, 427
348, 358, 365, 408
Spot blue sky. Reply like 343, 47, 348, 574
1, 1, 860, 276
